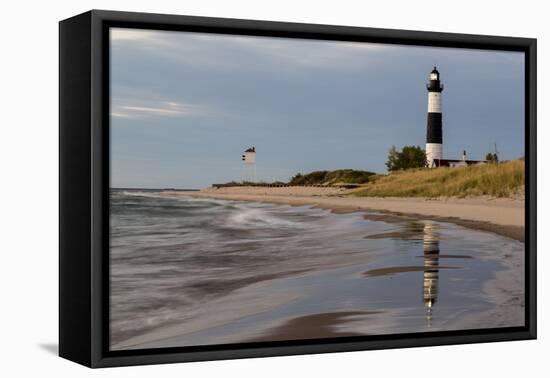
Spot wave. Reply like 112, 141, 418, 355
119, 191, 234, 206
120, 190, 168, 199
227, 206, 303, 229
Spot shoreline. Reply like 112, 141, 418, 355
161, 188, 525, 242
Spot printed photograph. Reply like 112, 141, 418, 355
109, 27, 525, 350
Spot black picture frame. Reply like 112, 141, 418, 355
59, 9, 537, 368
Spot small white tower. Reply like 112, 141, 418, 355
426, 67, 444, 168
241, 147, 257, 182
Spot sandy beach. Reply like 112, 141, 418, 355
163, 186, 525, 241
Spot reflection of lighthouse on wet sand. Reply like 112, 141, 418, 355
423, 222, 440, 326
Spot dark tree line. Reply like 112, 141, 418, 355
485, 152, 499, 163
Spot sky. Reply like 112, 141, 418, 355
110, 28, 525, 189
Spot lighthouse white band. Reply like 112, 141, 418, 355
428, 92, 442, 113
426, 143, 443, 167
243, 151, 256, 164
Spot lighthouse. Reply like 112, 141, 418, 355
426, 67, 444, 168
241, 147, 257, 182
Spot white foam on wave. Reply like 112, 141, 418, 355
182, 196, 233, 206
120, 191, 167, 199
119, 191, 232, 205
228, 206, 302, 229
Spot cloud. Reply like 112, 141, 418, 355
110, 27, 522, 76
110, 27, 389, 71
110, 28, 160, 42
111, 98, 199, 119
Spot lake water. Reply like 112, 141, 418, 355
110, 189, 525, 350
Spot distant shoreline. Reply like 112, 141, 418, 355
161, 186, 525, 242
112, 187, 201, 192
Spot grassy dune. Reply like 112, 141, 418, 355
353, 160, 524, 198
289, 169, 375, 186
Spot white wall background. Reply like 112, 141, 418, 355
0, 0, 546, 376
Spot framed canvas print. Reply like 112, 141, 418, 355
59, 10, 536, 368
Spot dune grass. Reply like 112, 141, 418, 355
289, 169, 376, 186
352, 160, 524, 198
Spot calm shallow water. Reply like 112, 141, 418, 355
110, 190, 525, 350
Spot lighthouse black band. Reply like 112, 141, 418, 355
426, 113, 442, 144
427, 80, 443, 92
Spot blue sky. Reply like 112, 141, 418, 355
110, 28, 525, 189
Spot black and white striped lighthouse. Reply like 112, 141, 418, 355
426, 67, 444, 168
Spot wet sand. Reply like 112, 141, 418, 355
363, 265, 461, 277
114, 234, 524, 350
163, 187, 525, 241
248, 311, 373, 342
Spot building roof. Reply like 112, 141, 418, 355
434, 158, 486, 167
244, 147, 256, 153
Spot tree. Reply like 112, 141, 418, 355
485, 152, 498, 163
386, 145, 427, 171
386, 145, 400, 172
